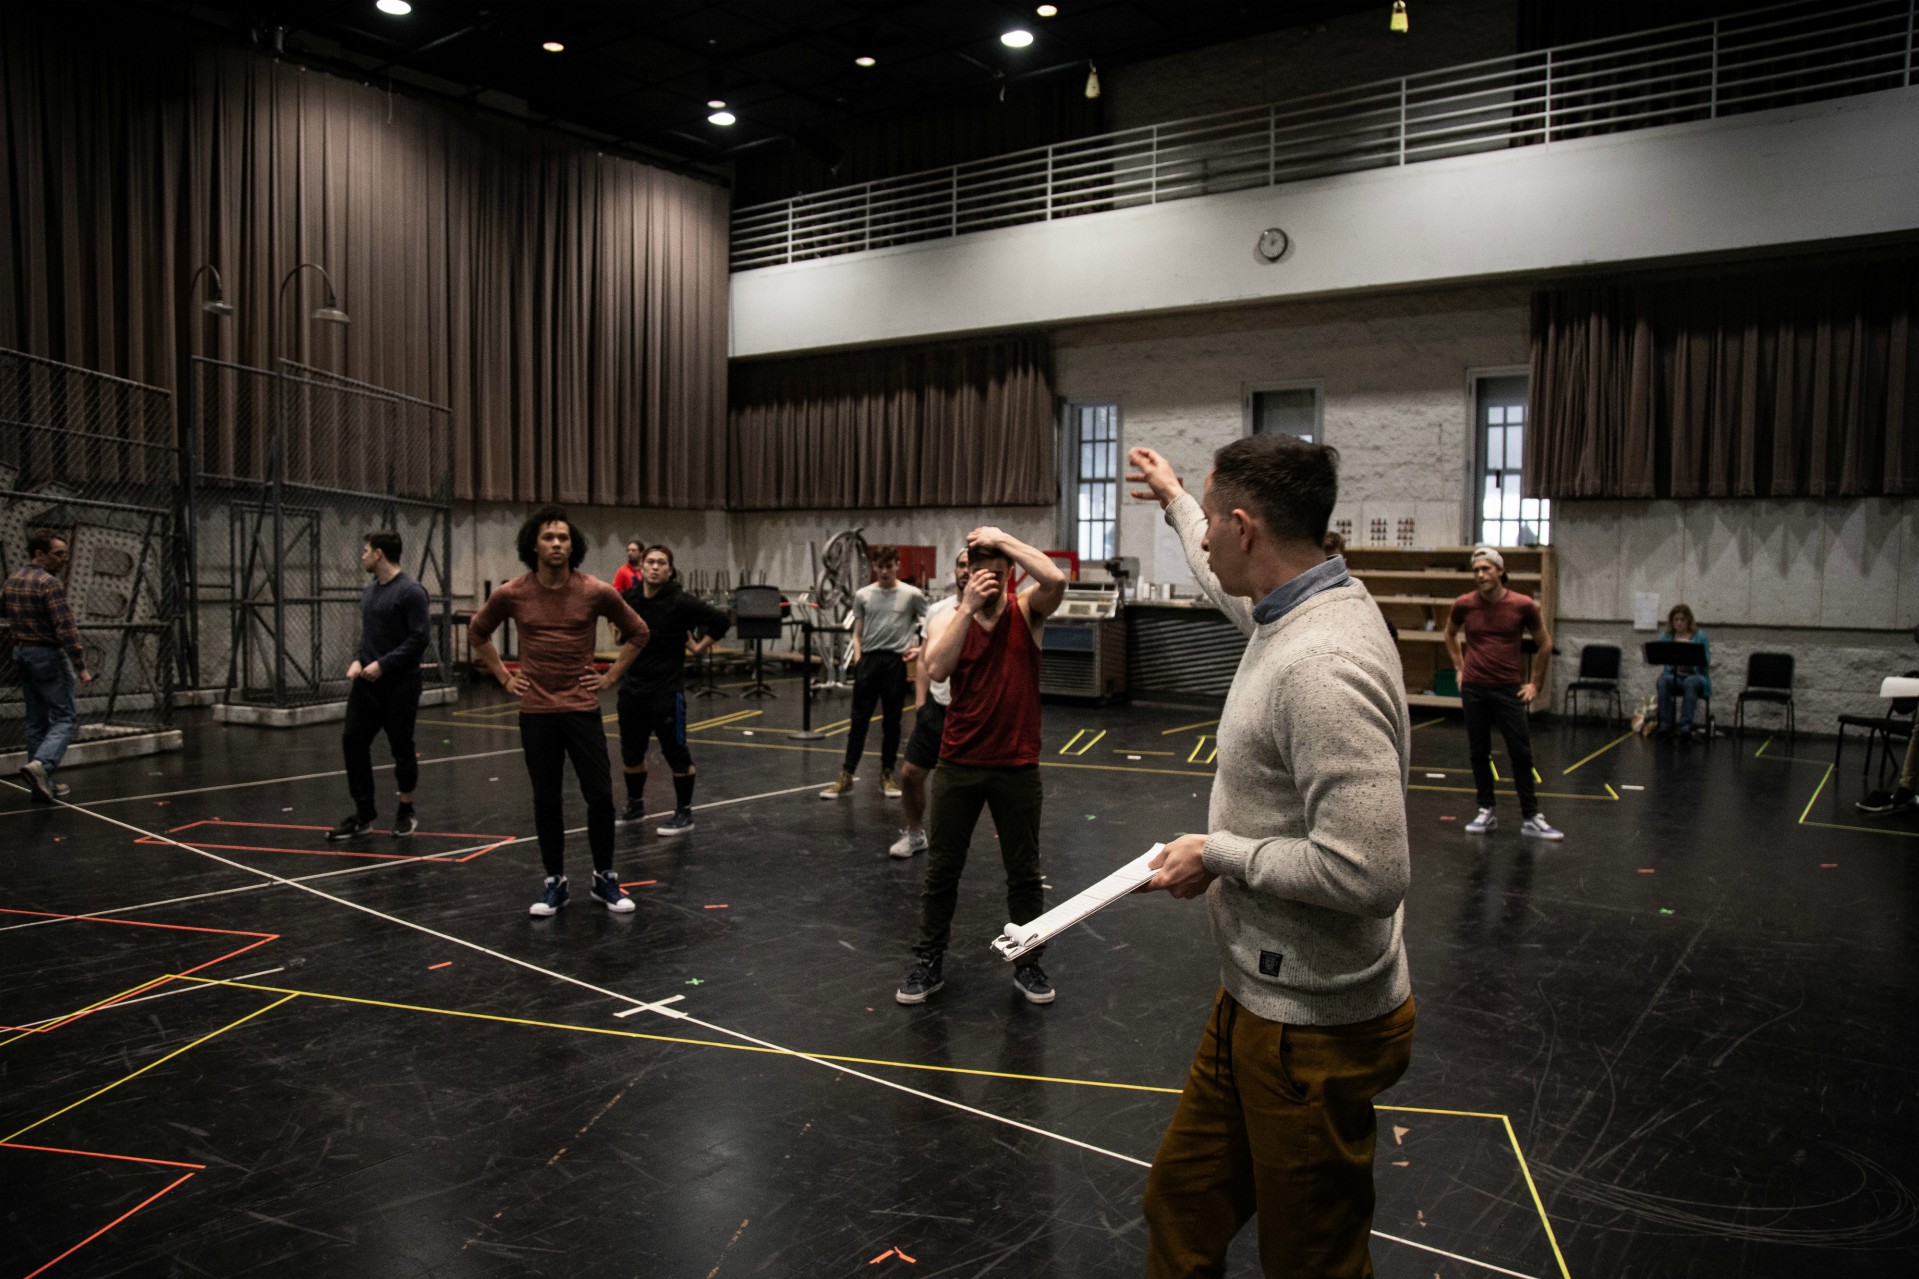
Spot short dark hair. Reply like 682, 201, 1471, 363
516, 505, 588, 571
642, 543, 679, 580
1321, 530, 1346, 557
870, 544, 899, 568
364, 530, 402, 563
966, 542, 1011, 567
28, 529, 65, 558
1210, 435, 1340, 546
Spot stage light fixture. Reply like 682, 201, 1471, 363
1037, 5, 1059, 16
707, 98, 727, 109
542, 40, 565, 53
1390, 1, 1408, 33
1001, 29, 1034, 48
855, 55, 876, 67
376, 0, 412, 15
708, 110, 737, 125
1085, 61, 1100, 99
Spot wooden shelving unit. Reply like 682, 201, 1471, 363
1342, 545, 1558, 711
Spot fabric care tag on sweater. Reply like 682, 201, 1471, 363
1259, 951, 1284, 977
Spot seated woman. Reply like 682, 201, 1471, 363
1656, 603, 1711, 739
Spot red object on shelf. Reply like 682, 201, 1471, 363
1045, 550, 1081, 582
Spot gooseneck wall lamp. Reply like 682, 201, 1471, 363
186, 263, 235, 317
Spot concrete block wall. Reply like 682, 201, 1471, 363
1055, 284, 1531, 577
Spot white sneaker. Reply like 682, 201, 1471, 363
1521, 814, 1565, 841
1464, 807, 1497, 834
888, 828, 928, 859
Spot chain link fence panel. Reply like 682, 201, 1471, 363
189, 357, 453, 709
0, 349, 181, 752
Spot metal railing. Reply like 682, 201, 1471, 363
731, 0, 1916, 270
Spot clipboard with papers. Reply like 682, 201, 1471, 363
991, 843, 1164, 962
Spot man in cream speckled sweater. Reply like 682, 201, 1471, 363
1128, 437, 1415, 1279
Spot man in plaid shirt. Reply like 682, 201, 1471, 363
4, 530, 93, 802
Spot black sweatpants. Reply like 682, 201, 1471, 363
519, 710, 616, 876
342, 672, 421, 820
618, 686, 693, 773
844, 650, 908, 773
1461, 682, 1539, 817
914, 762, 1045, 960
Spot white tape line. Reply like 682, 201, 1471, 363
613, 995, 687, 1020
1371, 1231, 1542, 1279
13, 967, 289, 1029
44, 747, 528, 808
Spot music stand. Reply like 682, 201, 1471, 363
734, 585, 783, 700
1643, 641, 1712, 736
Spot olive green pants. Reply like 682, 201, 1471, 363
1144, 990, 1416, 1278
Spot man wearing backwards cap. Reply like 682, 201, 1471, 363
1443, 546, 1565, 840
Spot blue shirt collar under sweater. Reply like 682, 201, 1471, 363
1251, 555, 1350, 625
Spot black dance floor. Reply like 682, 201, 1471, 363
3, 677, 1916, 1277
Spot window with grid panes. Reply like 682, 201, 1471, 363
1062, 403, 1119, 561
1475, 376, 1547, 547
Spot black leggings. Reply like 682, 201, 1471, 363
618, 687, 693, 773
1461, 683, 1539, 817
519, 710, 616, 876
342, 673, 421, 819
844, 650, 908, 772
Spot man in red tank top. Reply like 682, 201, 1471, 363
896, 527, 1066, 1007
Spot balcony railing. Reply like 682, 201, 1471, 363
731, 0, 1916, 271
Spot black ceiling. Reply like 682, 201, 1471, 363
130, 1, 1388, 175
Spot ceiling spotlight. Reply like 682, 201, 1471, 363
542, 40, 565, 53
1390, 1, 1408, 33
855, 54, 876, 67
1037, 4, 1059, 15
1000, 29, 1034, 48
707, 98, 726, 108
375, 0, 412, 15
708, 109, 737, 126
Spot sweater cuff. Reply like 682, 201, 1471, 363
1164, 491, 1203, 530
1202, 831, 1259, 881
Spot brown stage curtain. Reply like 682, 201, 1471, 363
728, 335, 1056, 510
0, 5, 729, 507
1528, 256, 1919, 499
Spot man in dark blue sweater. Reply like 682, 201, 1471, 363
328, 531, 433, 841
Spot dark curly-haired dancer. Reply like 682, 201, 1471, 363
616, 544, 730, 836
469, 506, 650, 917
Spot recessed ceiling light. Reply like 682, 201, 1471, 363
707, 97, 726, 108
855, 54, 876, 67
376, 0, 411, 14
1001, 29, 1035, 48
1036, 4, 1059, 16
708, 110, 737, 126
542, 41, 565, 53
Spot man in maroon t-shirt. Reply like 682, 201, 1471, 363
896, 526, 1065, 1007
1443, 546, 1564, 840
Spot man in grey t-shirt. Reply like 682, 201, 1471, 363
821, 545, 928, 799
